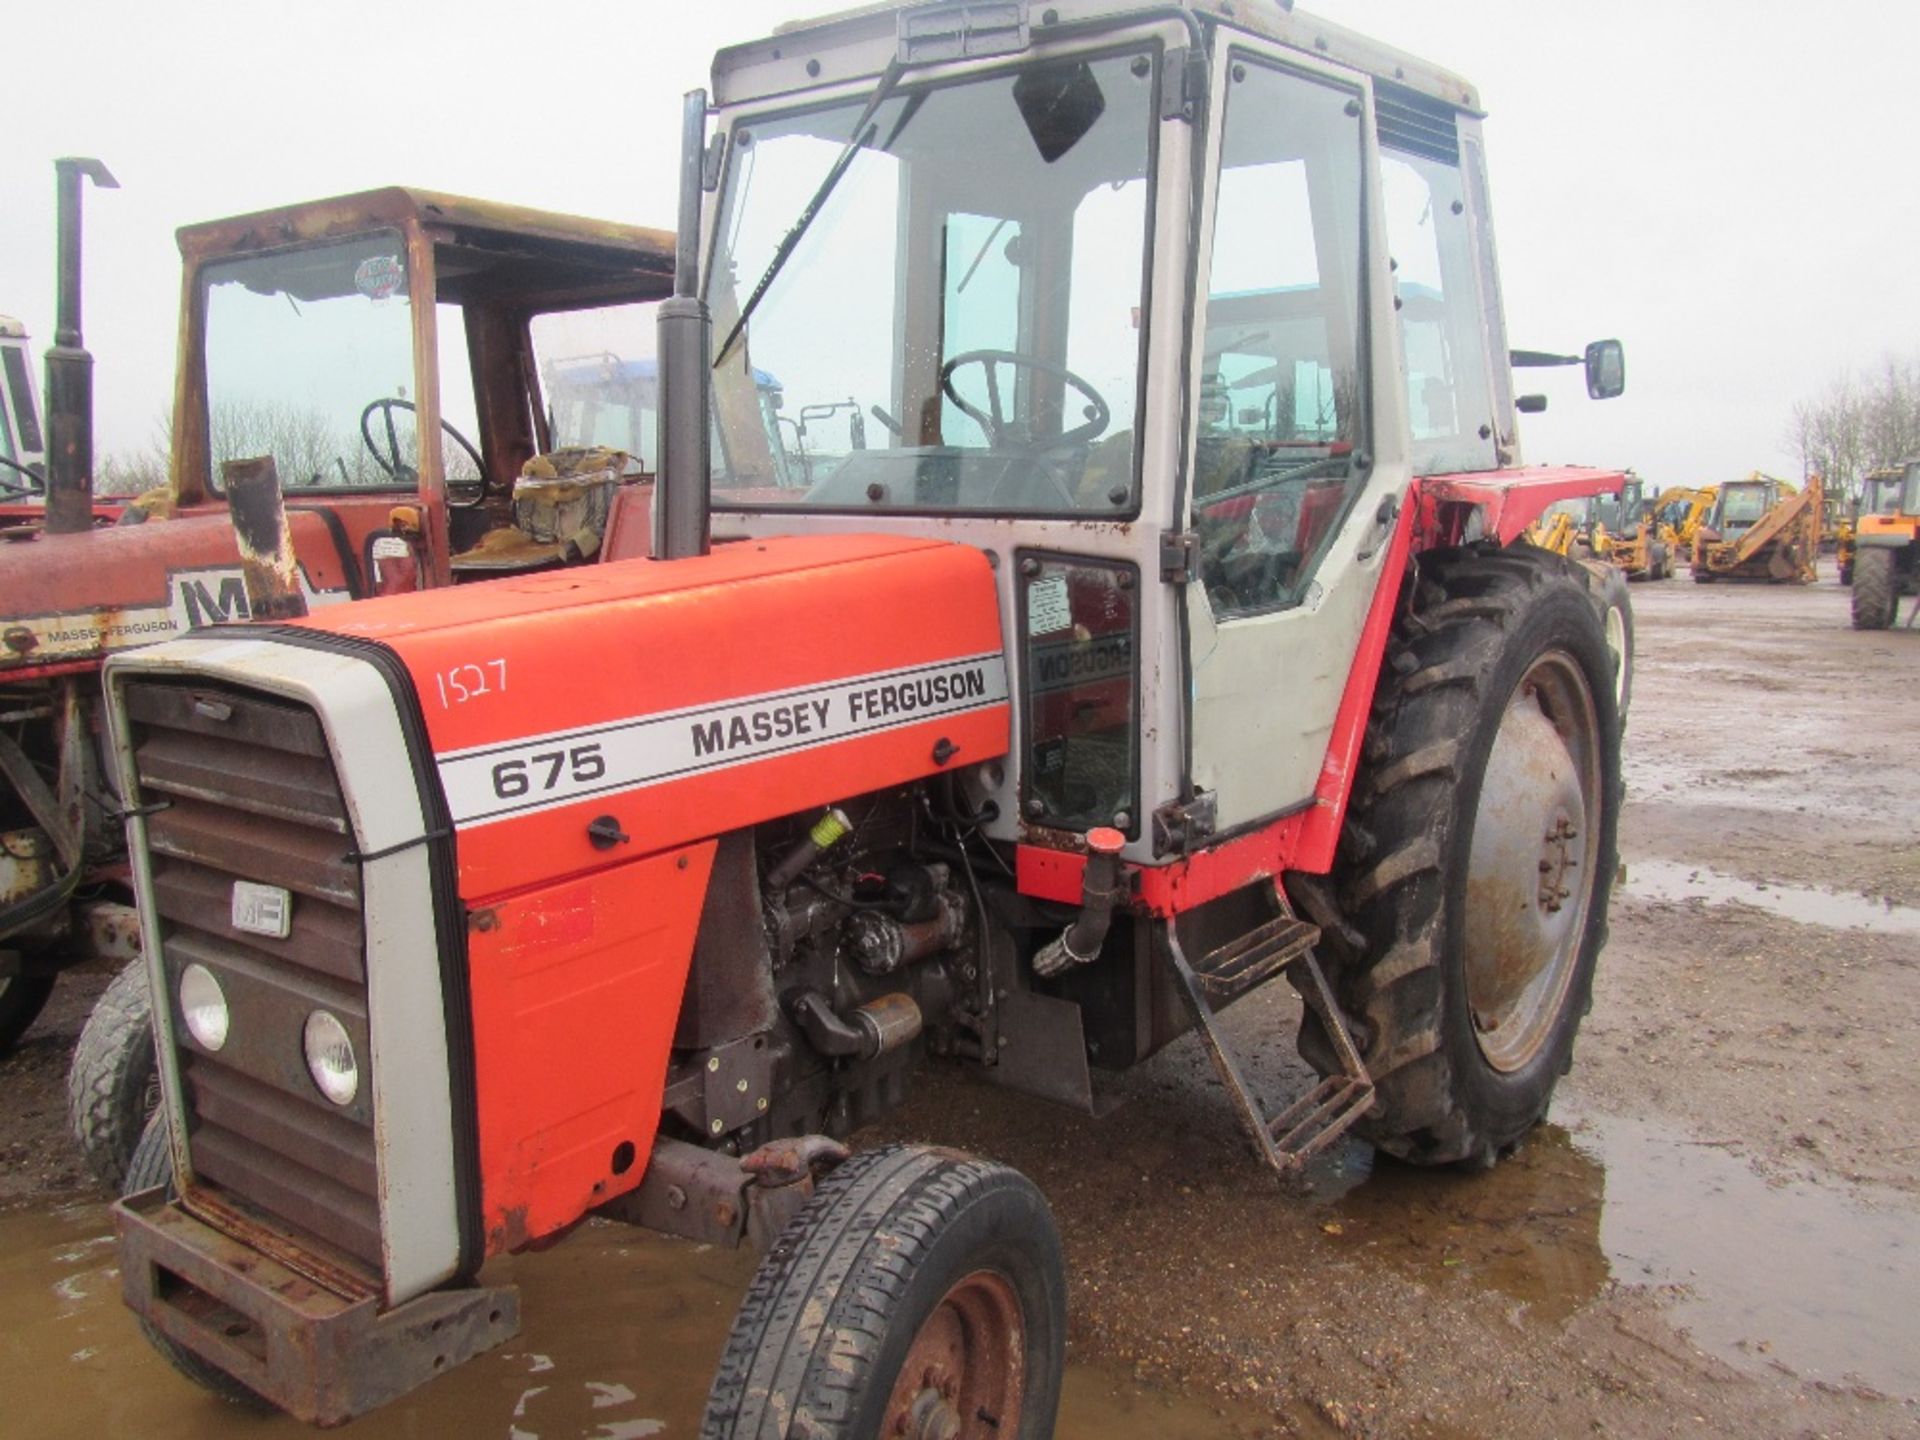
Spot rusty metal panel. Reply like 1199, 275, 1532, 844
117, 1190, 517, 1427
146, 800, 360, 907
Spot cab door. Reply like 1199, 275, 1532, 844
1182, 42, 1409, 832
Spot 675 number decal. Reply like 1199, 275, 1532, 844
490, 744, 606, 799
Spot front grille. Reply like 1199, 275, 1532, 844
123, 678, 382, 1282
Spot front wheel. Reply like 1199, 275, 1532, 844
702, 1145, 1065, 1440
69, 959, 159, 1189
1577, 560, 1634, 721
0, 974, 56, 1057
1299, 546, 1620, 1167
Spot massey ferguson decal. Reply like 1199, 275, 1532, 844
437, 653, 1010, 827
0, 564, 348, 666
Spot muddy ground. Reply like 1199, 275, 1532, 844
2, 577, 1917, 1438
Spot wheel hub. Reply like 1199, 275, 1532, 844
1463, 657, 1602, 1074
883, 1271, 1024, 1440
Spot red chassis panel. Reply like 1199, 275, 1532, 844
291, 534, 1011, 1248
1018, 466, 1624, 915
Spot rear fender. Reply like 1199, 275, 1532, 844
1415, 467, 1627, 550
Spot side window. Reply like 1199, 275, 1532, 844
531, 301, 663, 469
1195, 58, 1367, 619
1380, 153, 1496, 475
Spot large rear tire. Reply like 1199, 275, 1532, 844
0, 974, 56, 1058
702, 1145, 1065, 1440
1852, 547, 1896, 630
69, 958, 159, 1189
1298, 546, 1621, 1167
123, 1120, 274, 1411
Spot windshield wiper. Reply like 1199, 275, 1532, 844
714, 58, 912, 369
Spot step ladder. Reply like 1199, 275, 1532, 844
1165, 905, 1375, 1176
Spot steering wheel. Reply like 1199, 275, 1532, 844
359, 398, 488, 508
0, 453, 42, 498
939, 351, 1111, 451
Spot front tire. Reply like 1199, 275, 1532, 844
702, 1145, 1065, 1440
123, 1120, 274, 1410
69, 959, 159, 1189
1852, 547, 1896, 630
1299, 547, 1621, 1166
0, 974, 56, 1058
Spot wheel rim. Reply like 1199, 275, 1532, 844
1462, 651, 1603, 1074
882, 1270, 1025, 1439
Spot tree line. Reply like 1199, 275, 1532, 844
1786, 354, 1920, 504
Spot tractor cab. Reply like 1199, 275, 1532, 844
161, 189, 678, 588
703, 1, 1623, 846
1706, 475, 1786, 541
0, 315, 44, 494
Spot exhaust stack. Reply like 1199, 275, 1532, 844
43, 157, 118, 536
654, 90, 713, 561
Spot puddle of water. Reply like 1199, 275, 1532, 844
1306, 1125, 1609, 1324
1620, 858, 1920, 936
1571, 1110, 1920, 1398
0, 1203, 1274, 1439
1310, 1112, 1920, 1399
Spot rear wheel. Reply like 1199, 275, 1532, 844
123, 1120, 274, 1410
1852, 547, 1896, 630
702, 1145, 1065, 1440
69, 959, 159, 1188
1298, 546, 1620, 1166
0, 974, 56, 1058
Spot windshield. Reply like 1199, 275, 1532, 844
1860, 475, 1900, 515
203, 233, 433, 492
708, 49, 1158, 515
1716, 484, 1769, 528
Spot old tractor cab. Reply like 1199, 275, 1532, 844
3, 188, 676, 1153
106, 3, 1632, 1433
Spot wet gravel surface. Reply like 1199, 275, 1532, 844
1, 577, 1916, 1438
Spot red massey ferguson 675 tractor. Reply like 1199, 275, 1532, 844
0, 183, 683, 1178
105, 2, 1630, 1434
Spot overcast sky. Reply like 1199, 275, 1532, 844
6, 0, 1916, 486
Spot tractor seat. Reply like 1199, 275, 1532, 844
451, 446, 637, 574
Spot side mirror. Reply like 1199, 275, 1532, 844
1585, 339, 1626, 400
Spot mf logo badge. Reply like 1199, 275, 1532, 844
172, 570, 252, 629
231, 880, 291, 939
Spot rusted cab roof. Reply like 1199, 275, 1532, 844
175, 187, 675, 280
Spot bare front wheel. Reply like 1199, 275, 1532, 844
702, 1145, 1065, 1440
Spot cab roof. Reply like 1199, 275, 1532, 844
0, 315, 25, 341
175, 187, 676, 284
717, 0, 1478, 114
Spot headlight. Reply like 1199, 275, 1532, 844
303, 1011, 359, 1106
179, 964, 230, 1051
